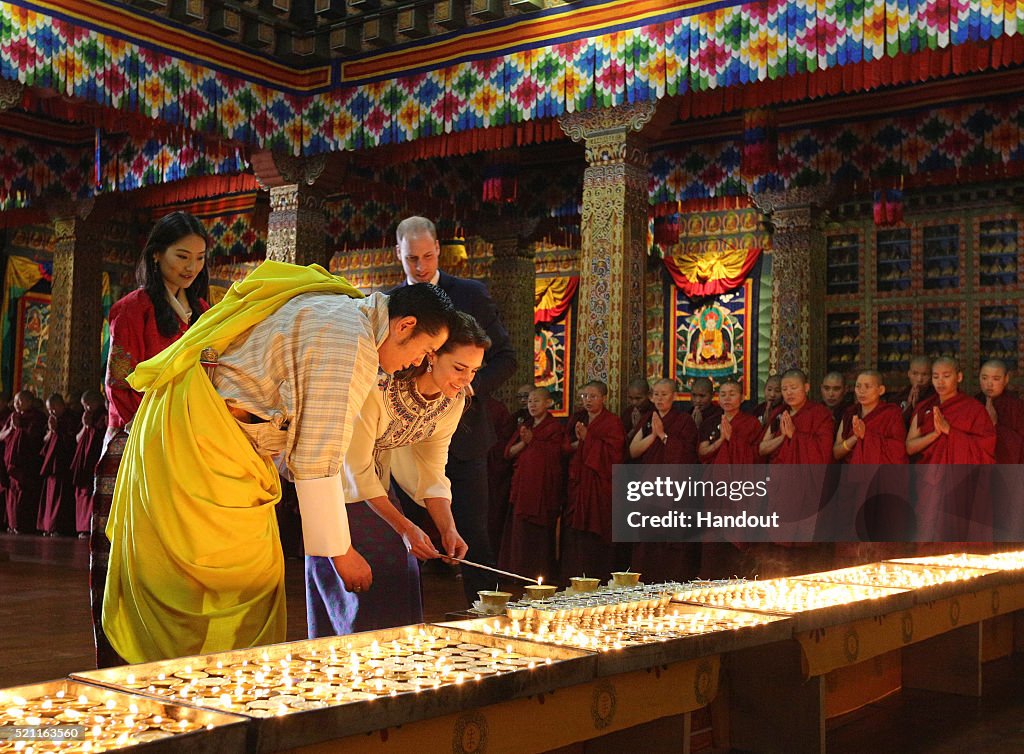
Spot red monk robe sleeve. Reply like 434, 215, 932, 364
949, 405, 996, 463
854, 406, 909, 464
723, 414, 761, 464
994, 395, 1024, 463
583, 415, 625, 476
785, 407, 835, 464
811, 410, 835, 463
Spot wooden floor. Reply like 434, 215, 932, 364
0, 532, 468, 688
3, 533, 1024, 753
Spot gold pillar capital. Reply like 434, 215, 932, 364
558, 102, 657, 145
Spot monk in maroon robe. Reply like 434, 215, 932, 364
561, 380, 625, 583
759, 371, 835, 464
907, 357, 996, 542
888, 356, 935, 428
696, 379, 765, 576
976, 359, 1024, 464
835, 371, 908, 465
629, 379, 699, 581
499, 388, 564, 583
630, 379, 698, 465
621, 378, 654, 447
72, 390, 107, 537
37, 394, 80, 536
820, 371, 853, 432
485, 394, 516, 553
511, 383, 533, 427
687, 377, 722, 435
2, 390, 46, 534
0, 393, 11, 531
830, 371, 911, 548
700, 379, 762, 465
747, 375, 781, 425
755, 370, 834, 566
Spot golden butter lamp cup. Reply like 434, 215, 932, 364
570, 577, 600, 592
611, 571, 641, 587
524, 584, 558, 601
477, 590, 512, 610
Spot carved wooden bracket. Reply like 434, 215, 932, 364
252, 151, 328, 190
558, 102, 657, 142
47, 196, 96, 240
752, 187, 834, 231
0, 79, 23, 111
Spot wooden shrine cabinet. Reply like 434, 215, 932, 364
822, 186, 1024, 392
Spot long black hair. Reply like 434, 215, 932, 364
136, 211, 210, 338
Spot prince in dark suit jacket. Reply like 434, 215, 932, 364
393, 217, 517, 602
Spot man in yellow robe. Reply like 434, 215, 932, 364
102, 261, 453, 663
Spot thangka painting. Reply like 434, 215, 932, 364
668, 278, 756, 402
14, 292, 50, 395
534, 307, 573, 417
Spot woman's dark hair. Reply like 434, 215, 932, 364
136, 211, 210, 338
401, 311, 491, 380
439, 311, 491, 354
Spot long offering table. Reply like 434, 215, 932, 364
3, 552, 1023, 754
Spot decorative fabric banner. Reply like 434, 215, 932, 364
534, 276, 579, 324
4, 0, 1023, 155
0, 255, 50, 393
664, 246, 762, 297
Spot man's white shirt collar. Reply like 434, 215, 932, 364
406, 271, 441, 286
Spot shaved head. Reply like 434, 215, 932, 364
781, 368, 808, 384
981, 359, 1009, 375
856, 369, 883, 384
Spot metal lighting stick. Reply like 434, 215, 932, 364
441, 556, 540, 584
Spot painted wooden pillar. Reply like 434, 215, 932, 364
45, 197, 103, 399
253, 152, 329, 267
487, 225, 536, 407
558, 103, 655, 413
754, 188, 831, 382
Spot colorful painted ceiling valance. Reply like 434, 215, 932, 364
149, 191, 267, 260
0, 113, 250, 211
326, 197, 403, 251
534, 275, 579, 325
649, 88, 1024, 203
665, 246, 762, 298
5, 0, 1023, 155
